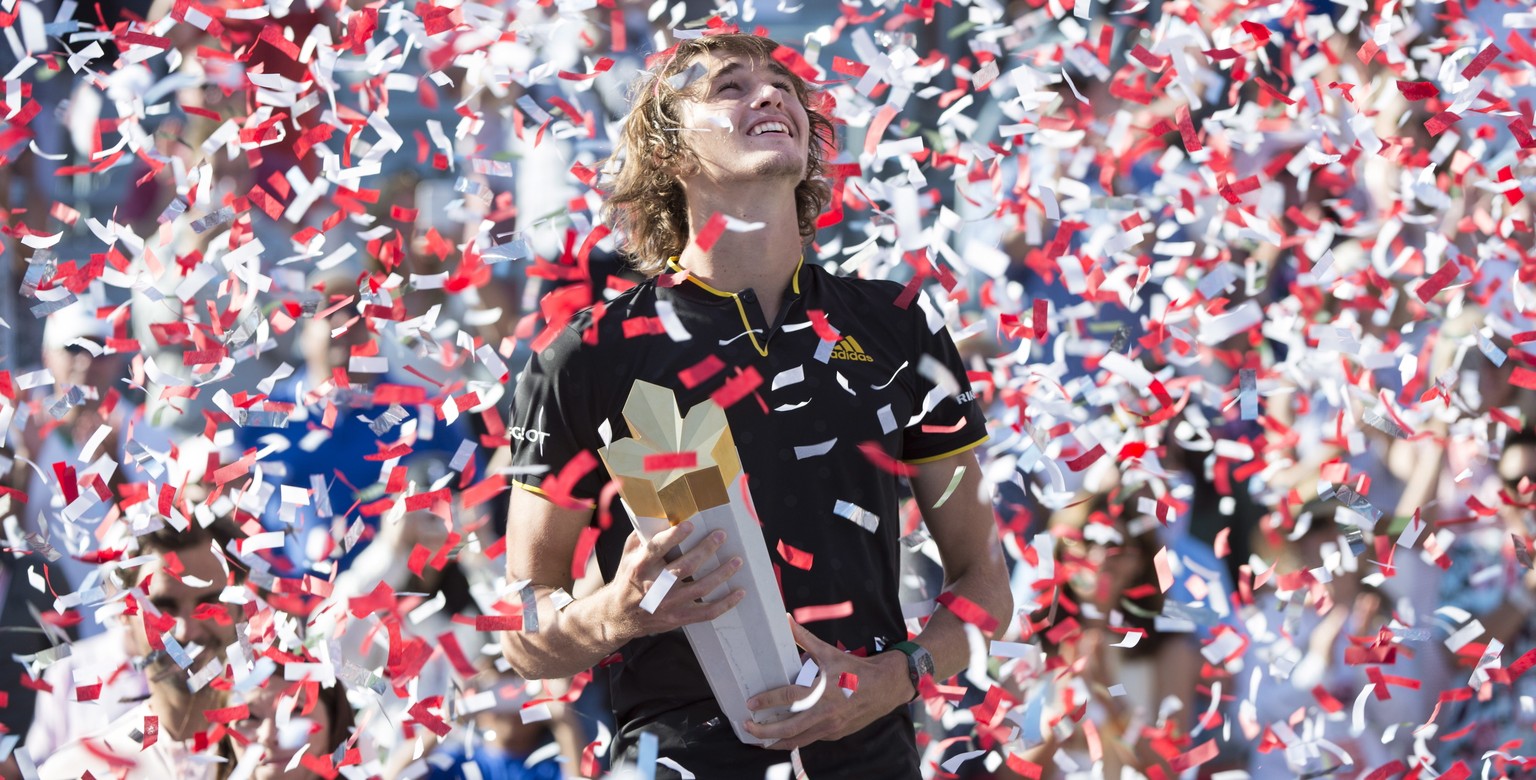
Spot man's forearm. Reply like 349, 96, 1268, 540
501, 583, 630, 680
853, 570, 1011, 716
914, 569, 1014, 683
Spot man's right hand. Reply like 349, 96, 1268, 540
602, 521, 746, 644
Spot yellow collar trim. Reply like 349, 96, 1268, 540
664, 255, 805, 297
661, 255, 805, 358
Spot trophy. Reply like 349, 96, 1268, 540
598, 380, 802, 746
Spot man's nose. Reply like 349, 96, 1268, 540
175, 614, 213, 648
258, 719, 281, 750
749, 80, 783, 108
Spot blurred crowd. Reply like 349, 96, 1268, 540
0, 0, 1533, 778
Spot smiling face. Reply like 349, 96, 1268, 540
126, 544, 241, 670
673, 51, 811, 187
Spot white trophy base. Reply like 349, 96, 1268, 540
629, 480, 804, 746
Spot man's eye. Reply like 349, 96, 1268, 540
716, 81, 741, 94
774, 81, 793, 91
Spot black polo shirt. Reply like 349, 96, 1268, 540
507, 257, 987, 778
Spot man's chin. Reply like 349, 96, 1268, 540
141, 649, 229, 691
254, 759, 302, 780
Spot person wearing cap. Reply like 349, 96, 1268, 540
500, 32, 1012, 778
7, 303, 172, 598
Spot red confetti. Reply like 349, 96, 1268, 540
1461, 43, 1501, 78
791, 601, 853, 623
1416, 262, 1460, 302
622, 317, 667, 338
693, 212, 729, 251
775, 539, 814, 570
807, 309, 841, 342
1065, 443, 1106, 472
1511, 367, 1536, 390
709, 367, 762, 409
936, 591, 999, 634
203, 704, 250, 724
642, 452, 698, 471
678, 355, 726, 388
1395, 80, 1437, 101
474, 615, 523, 631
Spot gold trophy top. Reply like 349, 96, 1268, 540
598, 381, 744, 526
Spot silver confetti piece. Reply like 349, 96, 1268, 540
1331, 484, 1383, 523
834, 499, 879, 533
1362, 409, 1408, 439
520, 583, 539, 634
157, 196, 188, 225
1239, 369, 1258, 421
190, 205, 236, 234
311, 474, 332, 519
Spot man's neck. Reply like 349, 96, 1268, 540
148, 677, 219, 742
676, 179, 803, 324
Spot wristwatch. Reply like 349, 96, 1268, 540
889, 640, 933, 702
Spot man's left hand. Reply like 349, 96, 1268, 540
742, 618, 911, 751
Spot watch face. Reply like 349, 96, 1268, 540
913, 646, 934, 677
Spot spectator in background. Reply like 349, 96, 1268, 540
1244, 501, 1412, 779
1001, 471, 1204, 780
217, 672, 356, 780
24, 591, 147, 759
26, 480, 225, 760
39, 513, 247, 779
1434, 428, 1536, 774
234, 269, 472, 578
418, 670, 566, 780
6, 303, 173, 596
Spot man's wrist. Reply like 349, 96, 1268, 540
884, 641, 932, 704
590, 582, 635, 649
876, 650, 917, 707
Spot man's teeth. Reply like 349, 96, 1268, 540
749, 122, 788, 136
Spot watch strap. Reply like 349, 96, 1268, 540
890, 640, 931, 703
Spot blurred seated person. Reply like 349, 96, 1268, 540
39, 512, 248, 779
1434, 427, 1536, 773
1244, 501, 1409, 780
418, 670, 567, 780
234, 270, 473, 577
999, 473, 1204, 779
217, 672, 356, 780
7, 303, 173, 595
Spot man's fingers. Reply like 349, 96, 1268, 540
665, 529, 727, 579
622, 530, 645, 555
682, 587, 744, 624
648, 520, 695, 557
742, 707, 824, 744
786, 616, 834, 658
680, 555, 741, 597
745, 683, 814, 712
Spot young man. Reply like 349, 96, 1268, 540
501, 33, 1011, 778
39, 517, 246, 779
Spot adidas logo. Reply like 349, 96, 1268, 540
830, 335, 874, 362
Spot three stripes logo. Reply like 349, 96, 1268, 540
830, 335, 874, 362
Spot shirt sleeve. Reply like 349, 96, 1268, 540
899, 293, 989, 464
506, 323, 608, 504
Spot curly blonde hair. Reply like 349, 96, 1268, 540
601, 33, 836, 277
